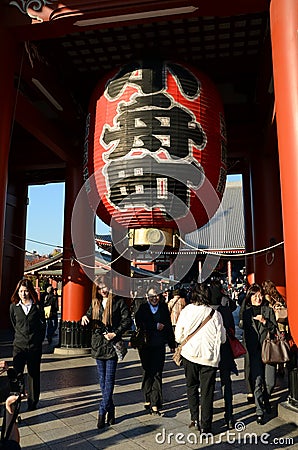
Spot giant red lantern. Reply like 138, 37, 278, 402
84, 60, 227, 245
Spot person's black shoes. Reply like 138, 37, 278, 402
151, 407, 162, 416
226, 419, 235, 430
107, 410, 115, 425
189, 420, 200, 431
97, 414, 105, 429
257, 415, 264, 425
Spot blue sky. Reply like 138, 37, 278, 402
26, 183, 110, 256
26, 174, 241, 256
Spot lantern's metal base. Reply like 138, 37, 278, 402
129, 228, 179, 247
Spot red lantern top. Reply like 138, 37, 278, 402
84, 60, 226, 234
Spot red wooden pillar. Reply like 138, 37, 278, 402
242, 166, 255, 285
270, 0, 298, 344
0, 32, 17, 298
249, 143, 285, 286
60, 163, 93, 349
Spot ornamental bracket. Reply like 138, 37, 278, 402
9, 0, 56, 21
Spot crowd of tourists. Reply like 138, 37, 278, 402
1, 275, 297, 448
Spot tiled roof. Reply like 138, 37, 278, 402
186, 181, 245, 252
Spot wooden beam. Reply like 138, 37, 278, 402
15, 91, 80, 163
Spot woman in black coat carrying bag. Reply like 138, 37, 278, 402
81, 279, 131, 430
241, 283, 277, 425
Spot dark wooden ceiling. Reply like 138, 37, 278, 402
2, 0, 273, 184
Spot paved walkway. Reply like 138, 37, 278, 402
0, 331, 297, 449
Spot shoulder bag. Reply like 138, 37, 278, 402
172, 309, 215, 367
113, 339, 127, 361
44, 305, 52, 319
129, 327, 148, 349
273, 305, 288, 324
227, 333, 246, 358
261, 330, 291, 364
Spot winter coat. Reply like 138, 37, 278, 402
86, 296, 131, 360
175, 304, 226, 367
242, 304, 277, 354
10, 302, 45, 350
135, 301, 175, 349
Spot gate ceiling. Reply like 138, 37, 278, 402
1, 0, 272, 184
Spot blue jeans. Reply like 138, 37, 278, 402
96, 358, 117, 415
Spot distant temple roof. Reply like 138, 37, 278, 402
186, 180, 245, 253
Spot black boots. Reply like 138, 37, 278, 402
98, 410, 115, 429
107, 410, 115, 425
97, 414, 105, 429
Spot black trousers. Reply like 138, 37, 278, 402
182, 357, 217, 429
139, 345, 165, 408
13, 346, 42, 406
219, 365, 233, 420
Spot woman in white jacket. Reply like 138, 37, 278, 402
175, 282, 226, 434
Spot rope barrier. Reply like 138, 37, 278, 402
176, 235, 284, 258
72, 247, 129, 269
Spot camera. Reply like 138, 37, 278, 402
7, 369, 24, 396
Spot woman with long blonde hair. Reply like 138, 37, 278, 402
81, 278, 131, 430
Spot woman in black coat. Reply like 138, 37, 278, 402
135, 284, 175, 415
10, 278, 45, 411
81, 280, 131, 430
241, 283, 278, 425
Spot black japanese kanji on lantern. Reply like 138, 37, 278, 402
84, 60, 227, 241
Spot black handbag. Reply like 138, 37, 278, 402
130, 328, 148, 349
113, 339, 127, 361
261, 331, 291, 364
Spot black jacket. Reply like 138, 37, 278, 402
44, 293, 58, 317
86, 296, 131, 360
10, 303, 45, 350
135, 302, 175, 348
242, 304, 277, 354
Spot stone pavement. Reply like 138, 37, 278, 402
0, 331, 297, 450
